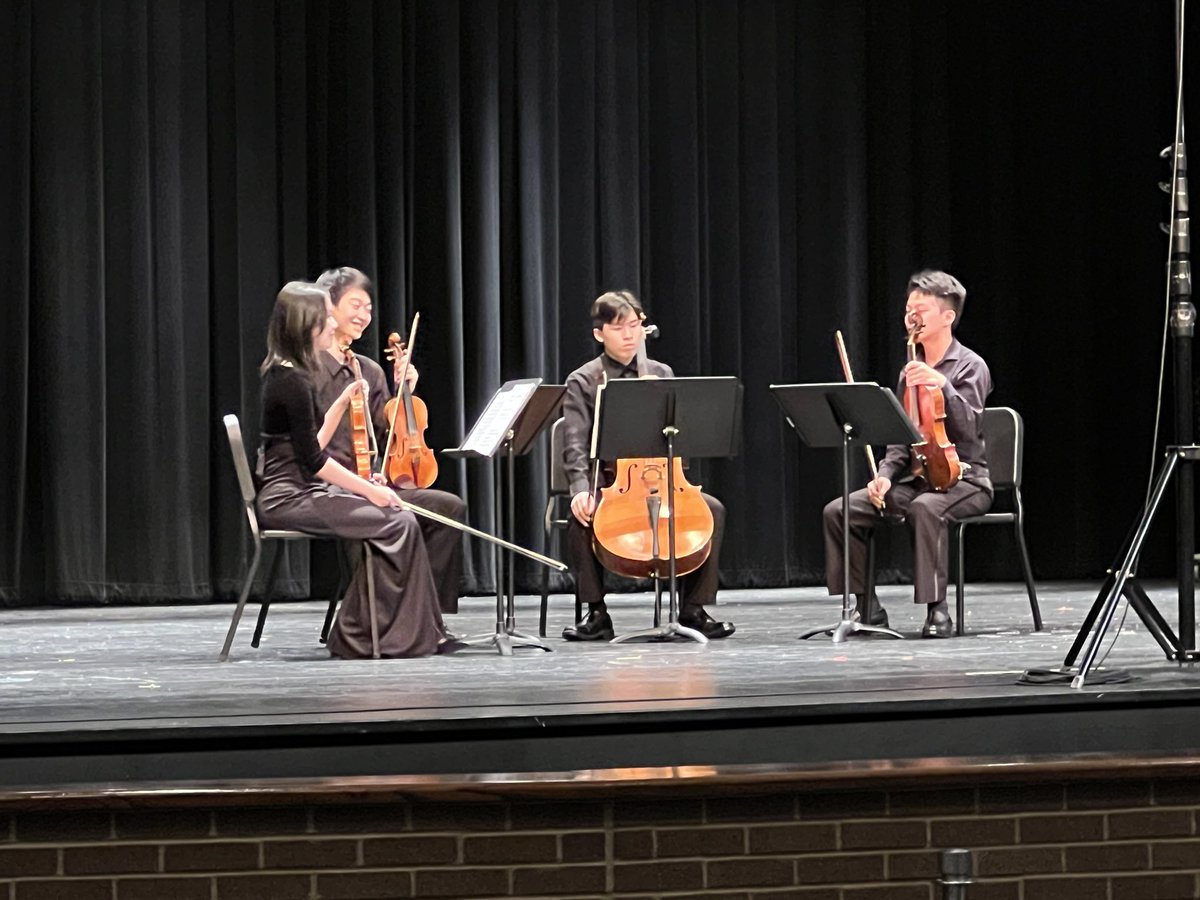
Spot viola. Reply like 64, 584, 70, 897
902, 317, 963, 491
341, 344, 375, 481
381, 322, 438, 489
591, 456, 714, 579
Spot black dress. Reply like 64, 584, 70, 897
255, 363, 447, 658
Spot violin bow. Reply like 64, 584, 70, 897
835, 330, 884, 511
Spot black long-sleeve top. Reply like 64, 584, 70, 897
877, 337, 993, 491
260, 363, 330, 478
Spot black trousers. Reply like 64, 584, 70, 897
823, 478, 991, 607
566, 492, 725, 613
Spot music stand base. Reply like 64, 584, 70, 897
611, 623, 709, 644
461, 627, 554, 656
800, 619, 904, 642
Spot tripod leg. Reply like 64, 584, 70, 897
1064, 571, 1113, 667
1124, 579, 1182, 658
1073, 452, 1179, 686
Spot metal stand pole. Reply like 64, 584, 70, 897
801, 423, 902, 641
612, 421, 707, 644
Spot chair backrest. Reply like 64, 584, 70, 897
548, 416, 569, 495
224, 413, 269, 546
981, 407, 1024, 490
223, 414, 259, 505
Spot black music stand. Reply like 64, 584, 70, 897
445, 380, 565, 655
771, 382, 920, 642
590, 377, 741, 644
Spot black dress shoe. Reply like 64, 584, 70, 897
562, 609, 615, 642
851, 607, 890, 629
922, 605, 953, 638
678, 607, 736, 640
436, 638, 469, 655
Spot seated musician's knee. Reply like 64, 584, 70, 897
906, 493, 945, 525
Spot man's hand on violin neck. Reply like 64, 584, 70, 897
903, 361, 946, 388
570, 491, 596, 527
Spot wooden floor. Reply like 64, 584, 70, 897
2, 581, 1199, 791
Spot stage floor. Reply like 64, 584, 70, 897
2, 582, 1200, 791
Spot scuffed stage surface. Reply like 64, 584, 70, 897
1, 582, 1199, 792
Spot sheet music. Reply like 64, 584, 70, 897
589, 380, 606, 459
459, 378, 542, 457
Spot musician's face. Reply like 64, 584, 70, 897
904, 291, 955, 342
331, 287, 373, 341
313, 298, 338, 353
594, 310, 643, 365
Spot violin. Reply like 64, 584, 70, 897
341, 343, 375, 481
902, 316, 963, 491
587, 321, 715, 579
380, 319, 438, 489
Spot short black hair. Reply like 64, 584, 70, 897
261, 281, 329, 373
907, 270, 966, 324
316, 266, 373, 306
590, 290, 644, 329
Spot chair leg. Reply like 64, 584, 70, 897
220, 541, 263, 662
1015, 517, 1042, 631
364, 542, 380, 659
251, 543, 285, 648
321, 542, 351, 644
864, 532, 876, 605
954, 524, 966, 636
539, 512, 553, 637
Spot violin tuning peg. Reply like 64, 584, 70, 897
1161, 181, 1173, 194
1162, 222, 1172, 234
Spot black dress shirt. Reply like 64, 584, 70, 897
311, 349, 392, 471
561, 352, 673, 498
877, 337, 993, 491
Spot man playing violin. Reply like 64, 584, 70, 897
559, 290, 735, 641
311, 266, 466, 615
822, 270, 993, 638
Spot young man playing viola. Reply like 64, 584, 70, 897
559, 290, 735, 641
311, 266, 466, 615
822, 270, 993, 638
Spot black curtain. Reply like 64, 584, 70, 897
1, 0, 1191, 605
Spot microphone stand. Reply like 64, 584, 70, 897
1165, 0, 1195, 655
1066, 0, 1198, 686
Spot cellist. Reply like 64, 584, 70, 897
311, 266, 467, 615
822, 270, 993, 638
559, 290, 735, 642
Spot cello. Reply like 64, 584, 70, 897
588, 322, 715, 579
903, 315, 964, 491
379, 316, 438, 489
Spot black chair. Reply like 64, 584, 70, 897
538, 417, 580, 636
865, 406, 1042, 635
219, 414, 379, 660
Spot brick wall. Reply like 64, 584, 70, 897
2, 776, 1200, 899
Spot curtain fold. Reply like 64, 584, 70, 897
1, 0, 1188, 605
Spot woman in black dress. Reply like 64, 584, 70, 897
256, 281, 452, 658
